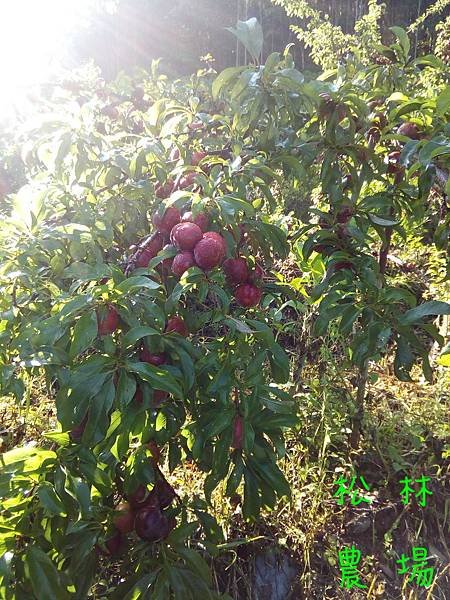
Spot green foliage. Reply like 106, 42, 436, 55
0, 14, 449, 600
272, 0, 385, 69
408, 0, 450, 32
227, 18, 264, 63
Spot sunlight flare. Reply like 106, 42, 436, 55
0, 0, 98, 112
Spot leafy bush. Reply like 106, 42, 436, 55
0, 17, 449, 599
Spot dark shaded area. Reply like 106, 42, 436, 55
71, 0, 440, 78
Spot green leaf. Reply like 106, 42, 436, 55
260, 392, 295, 415
63, 262, 109, 281
268, 343, 290, 383
394, 336, 414, 381
226, 456, 244, 496
418, 139, 450, 166
227, 18, 263, 63
340, 305, 362, 335
26, 546, 70, 600
37, 482, 67, 516
245, 350, 267, 385
60, 295, 94, 318
70, 311, 98, 359
176, 347, 195, 392
155, 411, 167, 432
436, 86, 450, 116
243, 421, 255, 453
224, 317, 254, 334
116, 276, 160, 294
439, 342, 450, 357
399, 301, 450, 326
168, 440, 182, 472
103, 166, 122, 187
168, 567, 202, 600
390, 101, 424, 121
250, 459, 291, 499
219, 195, 255, 217
254, 221, 289, 258
0, 447, 56, 470
116, 370, 137, 409
368, 214, 399, 227
121, 573, 159, 600
43, 431, 70, 447
82, 377, 116, 445
122, 326, 160, 348
390, 27, 410, 59
54, 132, 73, 170
254, 411, 298, 430
243, 468, 261, 520
263, 52, 281, 76
177, 547, 212, 585
230, 69, 255, 100
212, 66, 246, 99
203, 408, 234, 439
78, 453, 112, 494
437, 351, 450, 367
413, 55, 444, 69
125, 361, 183, 398
276, 67, 304, 90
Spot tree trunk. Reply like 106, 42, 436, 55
379, 227, 393, 275
244, 0, 248, 65
350, 360, 369, 449
260, 0, 263, 60
236, 0, 240, 66
379, 205, 395, 275
414, 0, 422, 58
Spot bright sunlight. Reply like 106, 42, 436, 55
0, 0, 106, 113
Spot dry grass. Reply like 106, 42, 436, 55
1, 358, 448, 599
174, 361, 450, 599
0, 375, 56, 453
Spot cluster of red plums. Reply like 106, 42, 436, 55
87, 309, 187, 421
126, 202, 265, 308
96, 204, 264, 342
101, 453, 177, 554
97, 304, 187, 339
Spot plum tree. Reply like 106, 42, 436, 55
178, 172, 197, 189
202, 231, 227, 259
0, 19, 448, 600
152, 479, 176, 509
139, 348, 167, 365
155, 179, 175, 199
133, 232, 164, 268
191, 150, 208, 165
232, 415, 244, 449
104, 531, 125, 556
